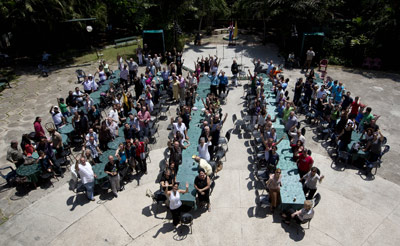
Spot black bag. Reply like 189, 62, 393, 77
154, 190, 167, 202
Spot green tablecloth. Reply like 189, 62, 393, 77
92, 162, 108, 184
107, 137, 126, 150
176, 76, 210, 206
262, 76, 306, 210
61, 133, 69, 146
279, 170, 305, 210
16, 163, 42, 184
58, 124, 74, 134
348, 131, 367, 161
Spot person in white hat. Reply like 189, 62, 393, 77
49, 105, 65, 129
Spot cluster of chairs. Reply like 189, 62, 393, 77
295, 81, 389, 179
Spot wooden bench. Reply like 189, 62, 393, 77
114, 36, 138, 47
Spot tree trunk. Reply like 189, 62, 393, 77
263, 19, 266, 45
198, 15, 204, 33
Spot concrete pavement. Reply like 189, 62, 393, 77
1, 40, 400, 245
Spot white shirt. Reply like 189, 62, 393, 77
84, 98, 94, 112
83, 80, 92, 91
169, 190, 182, 210
317, 89, 327, 99
51, 111, 63, 125
78, 162, 94, 184
173, 122, 187, 137
86, 132, 98, 142
189, 75, 197, 85
306, 50, 315, 60
108, 109, 119, 123
89, 79, 98, 91
154, 57, 161, 67
198, 141, 212, 161
73, 91, 84, 102
106, 121, 118, 137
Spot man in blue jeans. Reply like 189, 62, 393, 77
218, 70, 228, 96
76, 156, 96, 201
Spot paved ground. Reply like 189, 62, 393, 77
1, 37, 400, 245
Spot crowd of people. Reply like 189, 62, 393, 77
144, 54, 232, 230
243, 48, 387, 226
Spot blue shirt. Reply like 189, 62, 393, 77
218, 75, 228, 85
331, 84, 338, 95
161, 71, 169, 80
209, 75, 219, 86
334, 91, 342, 102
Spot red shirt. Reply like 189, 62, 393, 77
350, 101, 360, 115
25, 144, 34, 156
34, 121, 45, 138
297, 153, 314, 172
135, 142, 145, 157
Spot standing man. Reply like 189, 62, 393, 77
76, 156, 96, 201
303, 47, 315, 73
125, 57, 138, 85
120, 64, 129, 92
104, 155, 120, 198
136, 45, 143, 65
138, 106, 151, 137
231, 59, 239, 87
208, 71, 219, 96
218, 71, 228, 96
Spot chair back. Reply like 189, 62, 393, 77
313, 193, 321, 208
225, 130, 231, 143
381, 145, 390, 157
76, 69, 85, 77
232, 114, 237, 124
320, 59, 328, 65
181, 213, 193, 224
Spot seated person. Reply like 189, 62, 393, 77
193, 156, 213, 177
7, 140, 25, 168
37, 150, 63, 177
194, 168, 211, 211
281, 200, 314, 225
363, 130, 384, 162
173, 131, 190, 149
160, 168, 175, 191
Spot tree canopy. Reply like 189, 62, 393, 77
0, 0, 398, 68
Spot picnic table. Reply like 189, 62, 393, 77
348, 131, 368, 161
61, 133, 69, 146
58, 124, 74, 134
177, 76, 210, 207
262, 76, 306, 210
16, 162, 42, 186
107, 137, 126, 150
280, 169, 306, 210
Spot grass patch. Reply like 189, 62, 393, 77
73, 42, 141, 65
0, 209, 8, 226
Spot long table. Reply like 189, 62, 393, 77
262, 76, 306, 210
177, 76, 210, 207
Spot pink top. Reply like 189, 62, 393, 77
34, 121, 45, 137
137, 111, 151, 128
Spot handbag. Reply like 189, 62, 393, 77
140, 152, 146, 160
